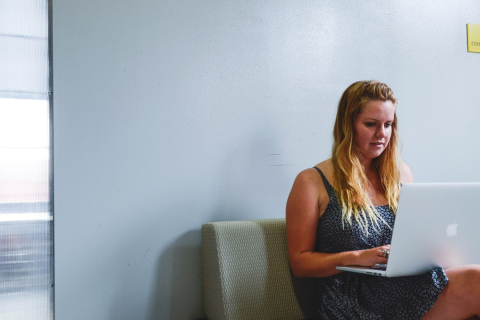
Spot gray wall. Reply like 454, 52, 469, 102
53, 1, 480, 319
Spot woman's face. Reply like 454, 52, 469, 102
353, 100, 395, 161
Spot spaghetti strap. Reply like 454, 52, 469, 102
312, 167, 334, 199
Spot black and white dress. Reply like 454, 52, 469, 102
313, 167, 448, 320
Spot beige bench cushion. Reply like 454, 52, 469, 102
201, 218, 316, 320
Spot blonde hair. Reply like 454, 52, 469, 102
331, 80, 401, 234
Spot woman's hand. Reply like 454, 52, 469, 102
355, 245, 390, 266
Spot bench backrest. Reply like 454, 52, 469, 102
201, 218, 316, 320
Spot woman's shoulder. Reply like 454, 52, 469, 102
288, 160, 332, 217
316, 159, 333, 176
291, 159, 333, 196
400, 162, 414, 183
316, 159, 335, 187
295, 159, 332, 182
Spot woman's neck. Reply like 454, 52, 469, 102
360, 157, 373, 171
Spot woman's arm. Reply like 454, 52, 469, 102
286, 169, 389, 278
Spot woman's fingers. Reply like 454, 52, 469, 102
378, 245, 391, 257
357, 245, 391, 266
380, 248, 390, 257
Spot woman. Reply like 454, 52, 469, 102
286, 80, 480, 319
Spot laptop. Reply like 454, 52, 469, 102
336, 182, 480, 277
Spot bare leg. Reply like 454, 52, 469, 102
422, 265, 480, 320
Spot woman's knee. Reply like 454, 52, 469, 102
460, 265, 480, 284
464, 266, 480, 294
447, 264, 480, 279
447, 265, 480, 302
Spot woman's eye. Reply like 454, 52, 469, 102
366, 122, 376, 127
385, 123, 392, 128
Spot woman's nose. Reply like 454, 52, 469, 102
376, 126, 386, 138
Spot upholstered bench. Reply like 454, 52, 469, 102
201, 218, 317, 320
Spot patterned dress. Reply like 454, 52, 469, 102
313, 167, 448, 320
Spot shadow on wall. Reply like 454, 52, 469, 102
147, 229, 204, 320
146, 127, 297, 319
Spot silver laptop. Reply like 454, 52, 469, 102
336, 183, 480, 277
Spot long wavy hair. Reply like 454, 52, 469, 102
331, 80, 401, 234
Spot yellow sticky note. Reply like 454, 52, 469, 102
467, 23, 480, 53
